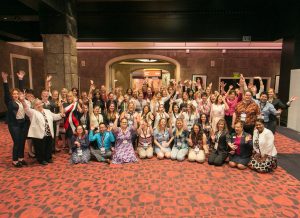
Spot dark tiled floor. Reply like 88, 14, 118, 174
0, 123, 300, 217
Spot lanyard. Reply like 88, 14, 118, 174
101, 133, 106, 147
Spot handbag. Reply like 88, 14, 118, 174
249, 135, 277, 173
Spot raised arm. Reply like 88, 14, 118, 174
17, 70, 25, 91
2, 72, 11, 106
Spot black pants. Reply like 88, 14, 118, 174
225, 115, 233, 133
243, 125, 255, 136
208, 150, 228, 166
267, 120, 277, 134
8, 122, 27, 161
32, 136, 53, 163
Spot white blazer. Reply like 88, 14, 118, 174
25, 108, 62, 139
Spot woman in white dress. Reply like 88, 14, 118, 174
210, 95, 229, 133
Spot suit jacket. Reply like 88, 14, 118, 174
228, 132, 253, 158
25, 107, 62, 139
3, 80, 25, 126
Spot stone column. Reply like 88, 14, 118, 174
42, 34, 78, 91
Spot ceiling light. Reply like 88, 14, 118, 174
136, 59, 157, 63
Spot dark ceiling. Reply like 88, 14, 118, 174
0, 0, 300, 42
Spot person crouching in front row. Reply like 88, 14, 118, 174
19, 94, 64, 165
71, 125, 90, 164
188, 123, 209, 163
89, 122, 115, 164
228, 122, 253, 170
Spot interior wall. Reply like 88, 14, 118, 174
77, 49, 281, 92
0, 43, 44, 115
1, 45, 281, 115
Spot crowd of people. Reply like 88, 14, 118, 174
2, 71, 297, 173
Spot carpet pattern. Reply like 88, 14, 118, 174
0, 123, 300, 218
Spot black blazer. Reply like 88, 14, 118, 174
214, 131, 229, 153
3, 79, 25, 126
228, 132, 253, 158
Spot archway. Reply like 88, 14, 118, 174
105, 54, 181, 89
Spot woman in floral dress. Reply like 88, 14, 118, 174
111, 116, 138, 164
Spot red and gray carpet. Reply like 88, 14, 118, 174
0, 122, 300, 218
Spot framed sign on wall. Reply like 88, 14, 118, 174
192, 74, 207, 89
10, 54, 33, 89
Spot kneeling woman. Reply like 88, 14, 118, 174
111, 117, 138, 164
71, 125, 90, 164
188, 123, 208, 163
153, 118, 173, 159
171, 118, 189, 161
208, 119, 229, 166
249, 119, 277, 173
137, 120, 153, 159
228, 122, 253, 170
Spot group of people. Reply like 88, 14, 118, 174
2, 71, 297, 173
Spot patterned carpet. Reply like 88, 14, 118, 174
0, 122, 300, 218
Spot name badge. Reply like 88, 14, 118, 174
123, 140, 128, 144
77, 148, 83, 156
143, 143, 148, 148
241, 113, 246, 121
100, 147, 105, 154
214, 142, 218, 150
194, 146, 200, 153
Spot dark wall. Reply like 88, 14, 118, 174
0, 43, 44, 115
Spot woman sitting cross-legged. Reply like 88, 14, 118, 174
188, 123, 208, 163
71, 125, 90, 164
208, 119, 229, 166
137, 119, 154, 159
249, 119, 278, 173
171, 118, 189, 161
228, 121, 253, 170
89, 122, 115, 164
153, 118, 173, 159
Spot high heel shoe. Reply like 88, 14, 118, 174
28, 153, 35, 158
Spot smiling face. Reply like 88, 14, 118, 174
260, 93, 268, 103
11, 90, 19, 101
93, 106, 100, 115
193, 124, 200, 134
52, 90, 59, 100
176, 119, 183, 129
76, 125, 84, 135
255, 120, 264, 133
67, 92, 74, 103
217, 120, 225, 131
234, 122, 243, 134
120, 118, 128, 129
34, 99, 44, 112
244, 91, 252, 102
159, 118, 166, 129
200, 114, 207, 123
99, 123, 106, 133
